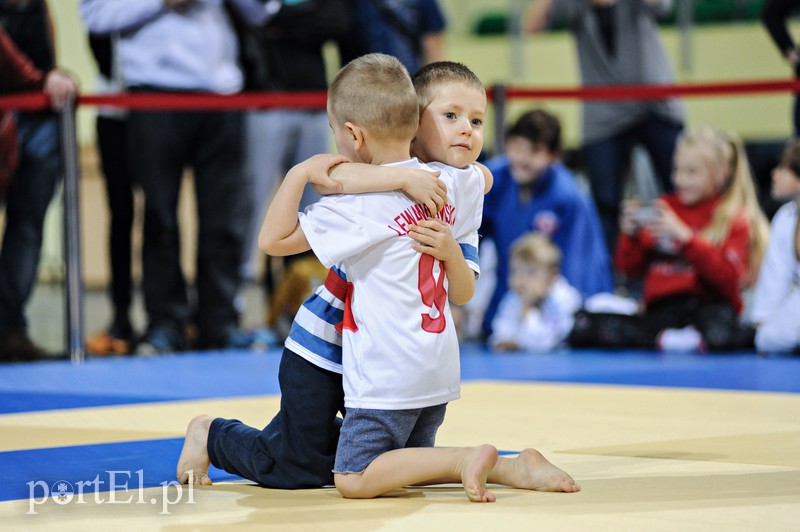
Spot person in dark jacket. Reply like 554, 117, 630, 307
0, 2, 78, 362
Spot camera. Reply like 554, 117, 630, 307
633, 204, 659, 225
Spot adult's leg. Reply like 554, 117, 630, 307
96, 115, 134, 332
638, 114, 683, 194
240, 109, 295, 281
207, 349, 344, 488
0, 113, 60, 339
291, 110, 329, 210
583, 133, 629, 253
130, 109, 189, 344
191, 110, 250, 346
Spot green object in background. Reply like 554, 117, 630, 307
471, 0, 767, 35
472, 11, 507, 36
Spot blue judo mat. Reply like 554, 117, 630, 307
1, 345, 798, 502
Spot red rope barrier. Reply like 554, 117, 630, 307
2, 78, 799, 111
501, 78, 800, 101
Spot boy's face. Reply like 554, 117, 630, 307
505, 136, 556, 186
509, 259, 555, 307
771, 163, 800, 200
411, 82, 486, 168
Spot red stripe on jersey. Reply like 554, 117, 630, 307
326, 269, 358, 333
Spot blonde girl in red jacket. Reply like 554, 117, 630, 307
570, 125, 770, 351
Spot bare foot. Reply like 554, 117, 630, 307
176, 415, 214, 486
504, 448, 581, 493
460, 444, 498, 502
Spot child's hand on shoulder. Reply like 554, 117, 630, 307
302, 154, 351, 195
408, 219, 460, 262
403, 169, 446, 214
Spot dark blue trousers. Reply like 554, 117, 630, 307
208, 348, 345, 488
128, 105, 250, 345
0, 112, 60, 338
583, 114, 683, 253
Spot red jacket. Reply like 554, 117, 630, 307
614, 194, 751, 314
0, 26, 44, 94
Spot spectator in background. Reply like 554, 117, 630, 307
236, 0, 354, 295
749, 140, 800, 354
80, 0, 270, 354
83, 32, 136, 356
342, 0, 446, 74
489, 233, 582, 353
0, 2, 78, 362
479, 109, 612, 338
569, 126, 770, 352
525, 0, 685, 254
762, 0, 800, 137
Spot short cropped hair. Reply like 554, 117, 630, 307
328, 53, 419, 142
510, 233, 562, 271
412, 61, 485, 112
506, 109, 562, 154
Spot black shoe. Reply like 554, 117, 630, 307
0, 330, 50, 362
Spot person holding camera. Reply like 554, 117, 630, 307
569, 125, 770, 352
525, 0, 685, 254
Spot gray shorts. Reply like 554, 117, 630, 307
333, 404, 447, 475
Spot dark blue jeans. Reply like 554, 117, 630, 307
0, 112, 60, 338
128, 106, 250, 345
583, 114, 683, 253
208, 348, 345, 488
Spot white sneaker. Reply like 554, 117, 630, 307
658, 326, 704, 352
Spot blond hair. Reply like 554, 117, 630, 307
411, 61, 485, 114
328, 53, 419, 143
510, 233, 562, 271
677, 125, 770, 283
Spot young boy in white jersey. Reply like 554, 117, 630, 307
177, 58, 579, 498
261, 53, 576, 502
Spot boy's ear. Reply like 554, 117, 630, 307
344, 121, 364, 149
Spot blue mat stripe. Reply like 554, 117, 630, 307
0, 439, 521, 502
1, 347, 798, 415
0, 438, 241, 503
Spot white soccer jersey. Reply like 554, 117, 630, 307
298, 158, 484, 410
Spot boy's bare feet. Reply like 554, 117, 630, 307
176, 415, 214, 486
499, 448, 581, 493
460, 444, 498, 502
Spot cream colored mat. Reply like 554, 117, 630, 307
1, 382, 798, 531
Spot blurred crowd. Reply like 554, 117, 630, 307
1, 0, 799, 362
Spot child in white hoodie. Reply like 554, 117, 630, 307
490, 233, 581, 352
749, 140, 800, 354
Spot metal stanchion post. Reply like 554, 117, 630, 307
59, 97, 85, 364
678, 0, 694, 73
491, 83, 507, 157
